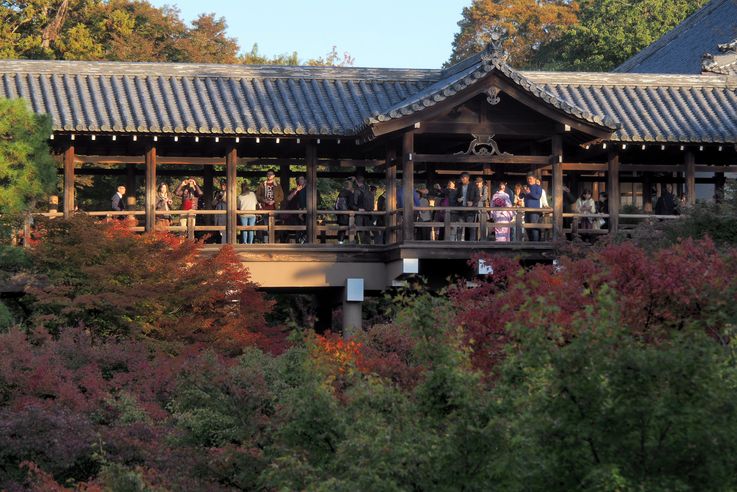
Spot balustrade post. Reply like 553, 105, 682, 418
187, 213, 195, 240
267, 213, 275, 243
515, 211, 524, 242
479, 209, 488, 241
444, 210, 452, 241
348, 212, 355, 243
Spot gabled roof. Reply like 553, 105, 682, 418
615, 0, 737, 74
362, 44, 618, 133
0, 49, 735, 143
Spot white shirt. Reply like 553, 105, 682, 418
238, 191, 258, 214
540, 189, 549, 208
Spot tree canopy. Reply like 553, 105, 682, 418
0, 0, 354, 66
448, 0, 708, 70
0, 98, 56, 217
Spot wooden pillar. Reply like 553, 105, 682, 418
552, 135, 563, 240
63, 143, 75, 218
280, 163, 290, 197
203, 165, 214, 206
607, 150, 620, 234
685, 151, 696, 205
226, 145, 238, 244
306, 142, 318, 244
715, 172, 726, 202
386, 147, 397, 244
126, 164, 137, 208
401, 132, 414, 242
483, 162, 493, 207
144, 145, 156, 232
643, 173, 653, 213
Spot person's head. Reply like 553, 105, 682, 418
117, 185, 126, 195
665, 184, 673, 194
535, 177, 542, 186
581, 189, 592, 200
241, 182, 249, 193
297, 175, 306, 187
599, 192, 607, 201
475, 176, 484, 188
418, 187, 429, 197
514, 183, 522, 192
266, 170, 276, 183
355, 175, 365, 185
498, 181, 507, 192
158, 183, 167, 193
460, 172, 470, 185
526, 174, 536, 186
219, 179, 227, 190
343, 179, 353, 190
447, 180, 456, 190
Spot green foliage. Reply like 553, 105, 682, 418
495, 288, 737, 490
531, 0, 707, 70
0, 300, 12, 332
0, 98, 56, 216
448, 0, 706, 71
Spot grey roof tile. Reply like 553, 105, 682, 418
0, 58, 734, 142
616, 0, 737, 74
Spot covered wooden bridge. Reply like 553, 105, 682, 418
2, 24, 737, 329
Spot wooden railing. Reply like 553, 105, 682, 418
411, 206, 554, 242
18, 207, 683, 248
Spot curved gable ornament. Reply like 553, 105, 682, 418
480, 25, 509, 65
456, 134, 512, 156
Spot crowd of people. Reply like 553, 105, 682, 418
110, 170, 686, 245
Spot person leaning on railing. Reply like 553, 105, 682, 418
175, 178, 203, 232
256, 170, 284, 243
212, 179, 228, 244
237, 182, 257, 245
155, 183, 173, 229
452, 172, 480, 241
111, 185, 127, 220
521, 174, 542, 242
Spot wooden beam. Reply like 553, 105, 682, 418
386, 147, 398, 244
144, 146, 156, 232
621, 164, 686, 173
552, 135, 563, 240
402, 132, 415, 242
607, 150, 620, 234
306, 143, 318, 244
413, 153, 552, 164
226, 146, 238, 244
685, 151, 696, 205
63, 144, 75, 219
562, 163, 607, 172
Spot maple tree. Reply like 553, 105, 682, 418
25, 215, 280, 355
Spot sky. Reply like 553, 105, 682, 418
147, 0, 470, 68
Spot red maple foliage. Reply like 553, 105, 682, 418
454, 238, 737, 374
25, 216, 284, 355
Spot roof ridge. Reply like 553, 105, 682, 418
615, 0, 736, 73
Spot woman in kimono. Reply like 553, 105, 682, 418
491, 190, 514, 242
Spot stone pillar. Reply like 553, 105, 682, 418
343, 278, 364, 339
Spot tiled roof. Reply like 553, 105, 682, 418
702, 40, 737, 75
615, 0, 737, 74
527, 72, 737, 143
0, 54, 736, 143
363, 47, 618, 131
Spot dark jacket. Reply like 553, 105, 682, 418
112, 193, 126, 211
451, 182, 480, 208
655, 192, 678, 215
522, 184, 542, 208
353, 184, 375, 211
